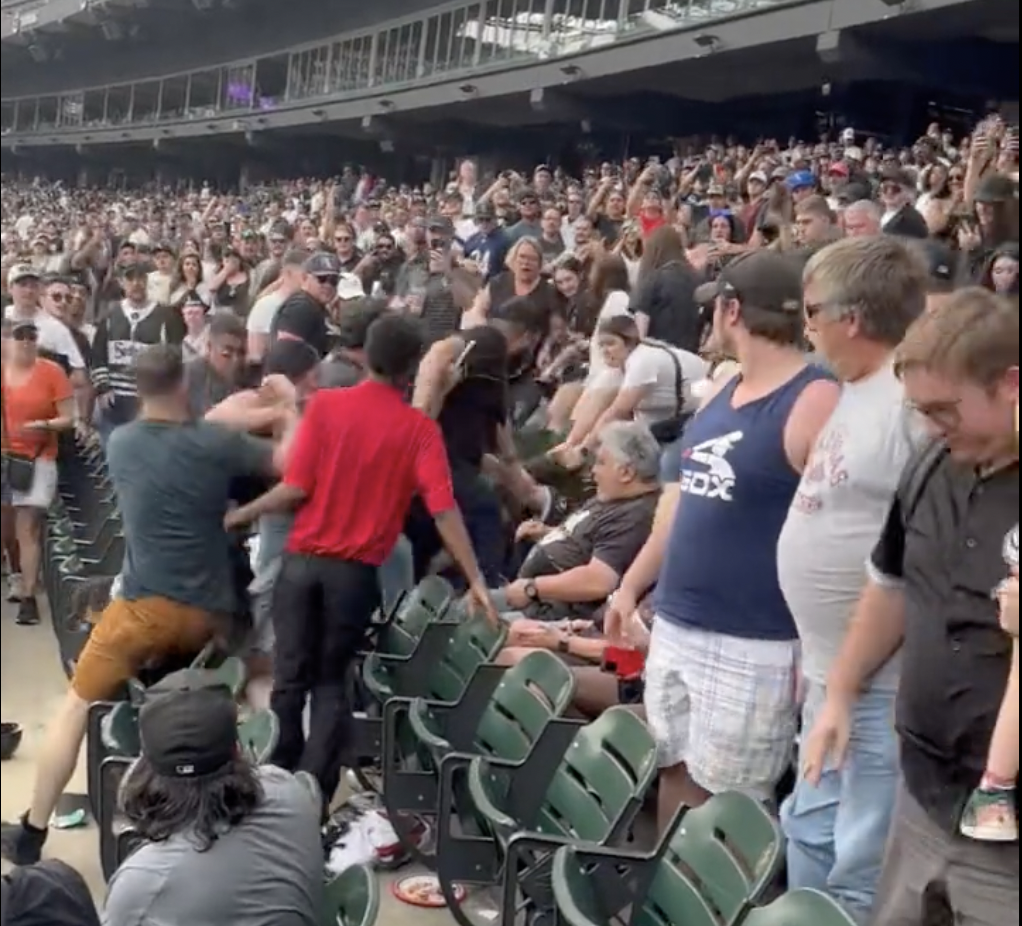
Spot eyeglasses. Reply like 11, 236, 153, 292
949, 174, 964, 182
314, 275, 339, 287
11, 328, 38, 341
335, 236, 353, 243
48, 292, 67, 303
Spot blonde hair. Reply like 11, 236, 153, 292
895, 287, 1018, 387
505, 236, 543, 270
803, 235, 927, 345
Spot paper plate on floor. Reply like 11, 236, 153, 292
392, 874, 464, 907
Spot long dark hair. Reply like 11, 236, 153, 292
639, 225, 690, 277
119, 756, 263, 852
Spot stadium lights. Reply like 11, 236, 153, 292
560, 63, 582, 77
880, 0, 906, 5
378, 99, 395, 111
458, 83, 478, 97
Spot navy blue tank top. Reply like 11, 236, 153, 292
654, 365, 832, 640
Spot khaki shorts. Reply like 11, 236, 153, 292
72, 595, 216, 702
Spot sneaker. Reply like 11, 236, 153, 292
0, 816, 47, 865
15, 597, 39, 626
6, 573, 23, 602
960, 787, 1018, 841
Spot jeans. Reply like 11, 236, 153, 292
251, 515, 413, 650
270, 552, 380, 803
780, 681, 899, 922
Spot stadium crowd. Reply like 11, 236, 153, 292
0, 112, 1018, 925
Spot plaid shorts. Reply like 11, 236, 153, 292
644, 617, 799, 800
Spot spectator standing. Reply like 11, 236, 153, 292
776, 236, 929, 920
806, 289, 1017, 926
223, 314, 497, 804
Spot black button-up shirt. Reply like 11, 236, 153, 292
871, 450, 1017, 834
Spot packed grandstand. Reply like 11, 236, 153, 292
0, 0, 1019, 924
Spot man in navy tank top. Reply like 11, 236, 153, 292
605, 251, 839, 831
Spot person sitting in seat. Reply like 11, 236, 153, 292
1, 345, 278, 865
492, 420, 660, 623
104, 672, 323, 925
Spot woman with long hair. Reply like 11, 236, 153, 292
916, 162, 959, 235
170, 252, 210, 312
1, 319, 75, 625
959, 174, 1019, 284
547, 253, 631, 440
980, 243, 1019, 296
631, 226, 704, 352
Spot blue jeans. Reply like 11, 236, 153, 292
658, 437, 682, 483
250, 515, 414, 651
780, 681, 899, 922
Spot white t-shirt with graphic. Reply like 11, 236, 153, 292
777, 360, 927, 688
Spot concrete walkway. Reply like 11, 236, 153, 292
1, 596, 459, 925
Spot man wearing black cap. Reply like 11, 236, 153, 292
104, 671, 323, 925
269, 251, 341, 359
506, 187, 543, 242
247, 247, 307, 366
91, 262, 186, 439
879, 166, 929, 239
461, 201, 510, 282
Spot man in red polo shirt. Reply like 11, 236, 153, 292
226, 313, 495, 803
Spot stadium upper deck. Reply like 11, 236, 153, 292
1, 0, 1017, 152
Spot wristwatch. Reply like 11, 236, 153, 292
524, 580, 540, 602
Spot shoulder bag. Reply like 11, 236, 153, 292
1, 385, 42, 495
644, 341, 691, 445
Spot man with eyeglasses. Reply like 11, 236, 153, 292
270, 252, 341, 359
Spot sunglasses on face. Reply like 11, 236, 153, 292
335, 236, 353, 243
314, 275, 339, 287
11, 328, 38, 341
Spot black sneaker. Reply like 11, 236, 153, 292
0, 816, 47, 865
15, 597, 39, 626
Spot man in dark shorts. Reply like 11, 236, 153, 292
1, 344, 276, 865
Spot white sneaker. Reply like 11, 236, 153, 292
6, 573, 23, 601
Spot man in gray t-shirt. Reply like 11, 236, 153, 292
104, 675, 323, 925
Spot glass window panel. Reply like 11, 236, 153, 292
58, 92, 83, 127
482, 0, 517, 63
37, 96, 58, 129
187, 70, 219, 115
131, 80, 160, 122
159, 76, 188, 121
106, 86, 132, 124
422, 15, 441, 76
253, 54, 288, 109
15, 100, 36, 132
1, 101, 16, 134
450, 4, 482, 71
82, 89, 106, 126
390, 22, 416, 83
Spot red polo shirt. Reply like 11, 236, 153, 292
284, 380, 455, 564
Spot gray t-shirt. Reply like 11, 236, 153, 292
777, 361, 926, 689
107, 419, 271, 615
102, 766, 323, 926
184, 357, 239, 419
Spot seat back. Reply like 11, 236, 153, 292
424, 614, 508, 703
471, 650, 575, 761
658, 792, 783, 922
238, 710, 279, 764
378, 576, 454, 659
740, 888, 856, 925
535, 707, 657, 843
550, 846, 616, 926
323, 864, 379, 926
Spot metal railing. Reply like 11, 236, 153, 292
1, 0, 796, 136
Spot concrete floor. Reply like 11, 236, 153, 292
1, 595, 465, 925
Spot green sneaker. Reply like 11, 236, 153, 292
960, 788, 1018, 842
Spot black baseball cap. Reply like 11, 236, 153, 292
915, 239, 956, 293
138, 670, 238, 779
426, 215, 455, 236
303, 251, 341, 277
693, 250, 803, 314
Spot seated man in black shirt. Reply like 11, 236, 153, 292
493, 420, 660, 622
